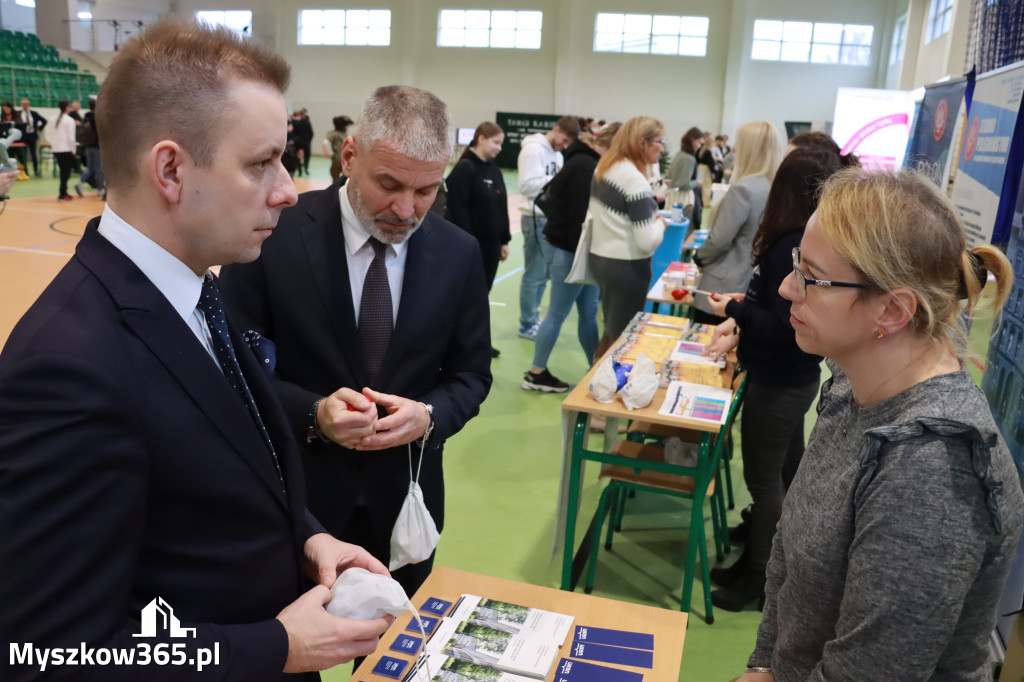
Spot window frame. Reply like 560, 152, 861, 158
925, 0, 954, 43
195, 10, 253, 35
751, 18, 874, 66
593, 12, 710, 57
297, 8, 392, 47
890, 14, 907, 64
436, 9, 543, 50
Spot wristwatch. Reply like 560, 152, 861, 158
418, 402, 434, 443
306, 397, 329, 444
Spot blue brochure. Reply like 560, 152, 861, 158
554, 658, 644, 682
372, 656, 409, 679
420, 597, 453, 616
405, 615, 438, 634
573, 625, 654, 651
390, 633, 422, 655
569, 640, 653, 668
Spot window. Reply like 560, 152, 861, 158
437, 10, 542, 49
594, 13, 709, 56
196, 10, 252, 35
14, 0, 35, 7
890, 14, 907, 64
925, 0, 954, 43
298, 9, 391, 46
752, 19, 873, 66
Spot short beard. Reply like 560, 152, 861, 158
347, 174, 423, 244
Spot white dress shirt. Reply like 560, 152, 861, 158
338, 184, 407, 325
96, 204, 218, 362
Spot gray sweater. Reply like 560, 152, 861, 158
750, 363, 1024, 681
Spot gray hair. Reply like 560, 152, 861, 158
353, 85, 454, 162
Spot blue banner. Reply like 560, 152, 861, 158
904, 79, 970, 187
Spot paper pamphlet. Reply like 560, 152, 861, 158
427, 618, 557, 679
658, 381, 733, 425
449, 595, 574, 645
403, 651, 536, 681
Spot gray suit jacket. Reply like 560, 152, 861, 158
694, 174, 771, 315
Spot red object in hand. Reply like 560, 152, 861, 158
671, 288, 688, 300
346, 402, 359, 411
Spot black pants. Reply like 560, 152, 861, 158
23, 133, 38, 174
55, 151, 75, 198
740, 378, 820, 572
297, 142, 311, 175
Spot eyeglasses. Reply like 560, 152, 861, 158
791, 247, 867, 298
647, 138, 665, 148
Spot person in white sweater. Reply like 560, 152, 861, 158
589, 116, 667, 357
50, 99, 79, 202
516, 116, 579, 339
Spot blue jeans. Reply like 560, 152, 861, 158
81, 147, 103, 191
532, 245, 599, 369
519, 213, 552, 328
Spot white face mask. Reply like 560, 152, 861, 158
389, 441, 441, 571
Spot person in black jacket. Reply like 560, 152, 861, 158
522, 123, 620, 392
703, 147, 851, 611
445, 121, 510, 357
291, 108, 314, 177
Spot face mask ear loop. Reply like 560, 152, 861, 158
408, 429, 429, 486
406, 597, 432, 681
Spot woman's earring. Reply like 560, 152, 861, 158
874, 329, 886, 339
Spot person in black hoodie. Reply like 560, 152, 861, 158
445, 121, 510, 357
702, 147, 853, 611
522, 122, 620, 392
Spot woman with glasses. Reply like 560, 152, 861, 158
732, 168, 1023, 682
703, 148, 845, 612
693, 121, 784, 325
589, 116, 667, 358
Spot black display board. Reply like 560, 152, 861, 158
495, 111, 562, 169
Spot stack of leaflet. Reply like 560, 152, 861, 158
611, 312, 688, 366
423, 595, 574, 679
662, 322, 725, 387
404, 652, 537, 681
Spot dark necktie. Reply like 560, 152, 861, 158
358, 237, 393, 386
197, 274, 285, 492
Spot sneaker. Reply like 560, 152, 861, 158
58, 195, 73, 201
74, 182, 83, 197
518, 324, 539, 340
521, 369, 569, 393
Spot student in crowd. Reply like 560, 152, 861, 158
692, 120, 784, 324
323, 115, 353, 182
589, 116, 667, 359
703, 147, 846, 611
522, 122, 621, 393
666, 126, 704, 231
516, 116, 579, 340
445, 121, 511, 358
50, 99, 78, 202
733, 168, 1024, 682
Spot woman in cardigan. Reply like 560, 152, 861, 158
692, 121, 784, 324
588, 116, 667, 358
732, 168, 1023, 682
522, 122, 620, 393
703, 148, 844, 611
445, 121, 510, 357
666, 126, 704, 231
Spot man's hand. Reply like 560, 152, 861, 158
500, 244, 510, 261
707, 291, 744, 317
317, 387, 377, 449
705, 318, 739, 361
302, 532, 390, 588
277, 585, 393, 673
353, 388, 429, 451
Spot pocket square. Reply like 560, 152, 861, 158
243, 330, 276, 376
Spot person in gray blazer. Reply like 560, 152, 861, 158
693, 121, 784, 324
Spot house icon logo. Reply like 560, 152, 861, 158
132, 597, 197, 639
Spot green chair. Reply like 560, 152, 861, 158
581, 372, 748, 624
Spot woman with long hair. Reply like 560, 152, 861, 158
692, 120, 784, 324
51, 100, 78, 202
703, 148, 846, 611
522, 122, 621, 392
322, 115, 353, 182
445, 121, 510, 357
666, 126, 704, 231
588, 116, 667, 358
733, 168, 1023, 681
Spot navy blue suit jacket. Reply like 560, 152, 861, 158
218, 180, 492, 549
0, 219, 324, 680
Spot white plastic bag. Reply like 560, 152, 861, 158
325, 567, 409, 620
389, 440, 440, 571
588, 358, 618, 403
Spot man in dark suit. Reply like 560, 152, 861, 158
220, 85, 492, 598
17, 97, 46, 176
0, 18, 390, 681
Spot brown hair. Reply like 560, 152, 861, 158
96, 16, 290, 189
471, 121, 503, 148
555, 115, 581, 140
680, 127, 702, 154
593, 121, 621, 150
816, 167, 1013, 353
595, 116, 665, 178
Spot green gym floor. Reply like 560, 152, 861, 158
15, 156, 993, 682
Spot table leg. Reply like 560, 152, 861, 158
560, 414, 588, 590
679, 433, 712, 613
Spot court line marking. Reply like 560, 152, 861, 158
493, 265, 524, 284
0, 244, 73, 257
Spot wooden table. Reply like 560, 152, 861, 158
556, 345, 735, 617
350, 566, 687, 681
